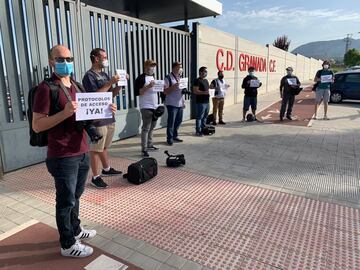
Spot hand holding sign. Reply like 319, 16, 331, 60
153, 80, 165, 92
116, 69, 128, 86
64, 101, 79, 118
287, 78, 297, 86
179, 77, 189, 89
209, 89, 215, 98
76, 92, 113, 121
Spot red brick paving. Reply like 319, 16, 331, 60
2, 158, 359, 270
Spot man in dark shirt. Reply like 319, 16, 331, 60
280, 67, 301, 121
32, 45, 109, 258
82, 48, 125, 189
241, 66, 262, 122
193, 66, 210, 136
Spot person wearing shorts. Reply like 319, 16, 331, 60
82, 48, 125, 189
313, 60, 334, 120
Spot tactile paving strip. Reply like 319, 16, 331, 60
2, 157, 360, 270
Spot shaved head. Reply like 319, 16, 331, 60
49, 45, 72, 67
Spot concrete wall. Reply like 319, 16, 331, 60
196, 24, 323, 108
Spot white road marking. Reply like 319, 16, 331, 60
0, 219, 39, 241
261, 114, 272, 120
268, 109, 280, 113
85, 254, 128, 270
297, 100, 303, 104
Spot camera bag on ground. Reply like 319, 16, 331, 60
164, 151, 185, 167
123, 158, 158, 185
203, 125, 215, 135
206, 114, 214, 125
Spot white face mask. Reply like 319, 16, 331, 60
323, 65, 329, 69
101, 59, 109, 68
249, 72, 255, 77
178, 68, 184, 76
148, 67, 156, 75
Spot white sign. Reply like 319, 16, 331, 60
209, 89, 215, 98
321, 75, 333, 83
287, 78, 298, 86
75, 92, 113, 121
250, 79, 260, 88
116, 69, 127, 86
179, 77, 189, 89
221, 84, 229, 92
153, 80, 165, 92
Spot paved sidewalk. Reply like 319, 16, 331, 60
0, 89, 359, 270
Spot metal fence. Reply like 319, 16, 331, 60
0, 0, 191, 172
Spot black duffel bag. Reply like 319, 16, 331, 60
203, 125, 215, 135
290, 86, 303, 96
164, 151, 185, 167
123, 158, 158, 185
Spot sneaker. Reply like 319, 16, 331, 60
61, 241, 93, 258
312, 116, 317, 120
219, 121, 226, 125
286, 115, 292, 120
323, 116, 330, 120
173, 138, 183, 143
280, 116, 284, 122
91, 176, 108, 189
167, 141, 173, 146
102, 167, 122, 176
212, 121, 218, 126
142, 151, 150, 157
75, 227, 97, 241
195, 133, 203, 137
148, 145, 159, 151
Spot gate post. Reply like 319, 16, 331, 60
0, 145, 4, 180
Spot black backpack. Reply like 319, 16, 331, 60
27, 79, 61, 147
203, 125, 215, 135
164, 151, 185, 167
123, 158, 158, 185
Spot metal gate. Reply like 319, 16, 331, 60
0, 0, 192, 173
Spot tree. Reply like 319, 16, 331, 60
273, 35, 291, 51
344, 48, 360, 67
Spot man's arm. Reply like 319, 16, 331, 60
164, 77, 179, 95
192, 86, 208, 95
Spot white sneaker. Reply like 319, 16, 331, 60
61, 240, 93, 258
75, 226, 97, 241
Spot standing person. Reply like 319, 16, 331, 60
241, 66, 262, 122
313, 60, 334, 120
279, 67, 301, 121
193, 66, 210, 136
210, 71, 230, 125
164, 61, 185, 146
32, 45, 107, 258
82, 48, 124, 189
134, 60, 160, 157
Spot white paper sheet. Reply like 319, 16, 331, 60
179, 77, 189, 89
116, 69, 127, 87
76, 92, 113, 121
250, 79, 260, 88
153, 80, 165, 92
321, 75, 333, 83
287, 78, 297, 86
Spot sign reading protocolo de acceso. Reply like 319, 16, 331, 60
76, 92, 113, 121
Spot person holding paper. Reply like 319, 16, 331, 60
82, 48, 125, 189
313, 60, 334, 120
279, 67, 301, 121
210, 71, 230, 125
32, 45, 110, 258
241, 66, 262, 122
134, 59, 161, 157
193, 66, 210, 136
164, 61, 185, 145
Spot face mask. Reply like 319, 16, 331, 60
55, 62, 73, 77
178, 68, 184, 76
148, 67, 156, 75
218, 75, 224, 80
287, 71, 293, 76
323, 65, 329, 69
101, 59, 109, 68
249, 72, 255, 77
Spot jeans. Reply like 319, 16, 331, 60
280, 91, 295, 117
196, 103, 210, 134
212, 98, 225, 122
141, 109, 157, 151
46, 153, 89, 249
166, 105, 183, 143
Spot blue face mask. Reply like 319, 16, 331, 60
55, 62, 74, 77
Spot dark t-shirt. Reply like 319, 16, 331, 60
193, 78, 210, 104
280, 75, 301, 93
33, 73, 88, 158
242, 75, 261, 97
82, 69, 115, 127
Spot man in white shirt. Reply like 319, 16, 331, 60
210, 71, 230, 125
134, 60, 160, 157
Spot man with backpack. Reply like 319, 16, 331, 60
313, 60, 334, 120
163, 62, 185, 146
31, 45, 116, 258
241, 66, 262, 122
210, 70, 230, 125
134, 59, 161, 157
193, 66, 210, 136
279, 67, 301, 121
82, 48, 125, 189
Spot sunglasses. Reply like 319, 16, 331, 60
55, 57, 74, 63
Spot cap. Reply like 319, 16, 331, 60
286, 67, 293, 71
144, 59, 157, 67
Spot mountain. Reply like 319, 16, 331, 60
292, 39, 360, 62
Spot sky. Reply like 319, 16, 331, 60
185, 0, 360, 50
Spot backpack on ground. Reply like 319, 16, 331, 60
164, 151, 185, 167
203, 125, 215, 135
123, 158, 158, 185
206, 114, 214, 125
27, 79, 61, 147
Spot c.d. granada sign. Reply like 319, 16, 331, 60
216, 48, 277, 73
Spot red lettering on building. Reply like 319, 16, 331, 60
216, 49, 224, 71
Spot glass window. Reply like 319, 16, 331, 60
345, 74, 360, 83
